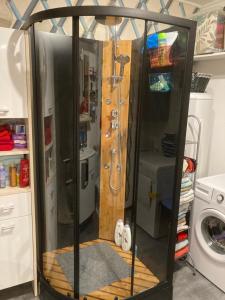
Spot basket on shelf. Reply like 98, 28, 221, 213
191, 72, 212, 93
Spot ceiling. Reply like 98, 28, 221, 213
180, 0, 225, 8
1, 0, 200, 38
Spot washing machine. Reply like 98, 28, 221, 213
189, 173, 225, 292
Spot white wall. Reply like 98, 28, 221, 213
194, 58, 225, 176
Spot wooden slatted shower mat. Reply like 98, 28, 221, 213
43, 239, 159, 299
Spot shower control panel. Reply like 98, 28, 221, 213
111, 109, 119, 129
112, 120, 119, 129
111, 109, 119, 118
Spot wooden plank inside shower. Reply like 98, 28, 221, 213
99, 40, 132, 241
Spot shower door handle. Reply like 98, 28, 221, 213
63, 158, 71, 163
63, 158, 73, 186
65, 179, 73, 185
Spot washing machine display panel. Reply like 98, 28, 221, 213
201, 216, 225, 255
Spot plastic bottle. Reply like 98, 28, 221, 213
0, 164, 6, 188
5, 165, 9, 186
9, 164, 17, 187
114, 219, 124, 246
19, 159, 29, 188
122, 223, 132, 252
16, 164, 20, 186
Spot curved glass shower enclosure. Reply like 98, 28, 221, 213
25, 6, 196, 300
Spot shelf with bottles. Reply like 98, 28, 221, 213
80, 114, 92, 123
0, 186, 31, 196
0, 156, 30, 195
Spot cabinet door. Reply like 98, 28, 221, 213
0, 192, 31, 221
0, 215, 33, 290
0, 28, 28, 118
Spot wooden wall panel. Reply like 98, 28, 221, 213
99, 40, 132, 241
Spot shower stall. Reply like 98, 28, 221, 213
24, 6, 196, 300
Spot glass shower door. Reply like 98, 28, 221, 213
134, 23, 190, 293
30, 10, 195, 300
77, 16, 146, 299
33, 19, 76, 298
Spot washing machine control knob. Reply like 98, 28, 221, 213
217, 194, 224, 203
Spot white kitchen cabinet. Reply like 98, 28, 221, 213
0, 27, 28, 118
0, 192, 31, 221
0, 27, 37, 295
0, 215, 33, 290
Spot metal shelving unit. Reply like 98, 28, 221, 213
176, 114, 202, 273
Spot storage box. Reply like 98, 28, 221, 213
194, 9, 225, 55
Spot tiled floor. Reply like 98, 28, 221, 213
173, 266, 225, 300
0, 266, 225, 300
0, 283, 36, 300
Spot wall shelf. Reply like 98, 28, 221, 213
194, 52, 225, 62
80, 114, 91, 123
0, 149, 29, 157
0, 186, 31, 196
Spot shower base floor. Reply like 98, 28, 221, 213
43, 239, 159, 299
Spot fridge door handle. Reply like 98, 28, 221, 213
81, 159, 89, 189
65, 179, 73, 185
63, 158, 71, 163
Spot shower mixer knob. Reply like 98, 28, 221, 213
112, 119, 119, 129
105, 98, 112, 105
112, 109, 119, 118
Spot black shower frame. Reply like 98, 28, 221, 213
24, 6, 196, 300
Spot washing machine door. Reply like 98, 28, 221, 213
195, 209, 225, 261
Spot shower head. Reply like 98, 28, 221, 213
115, 55, 130, 79
95, 16, 122, 26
